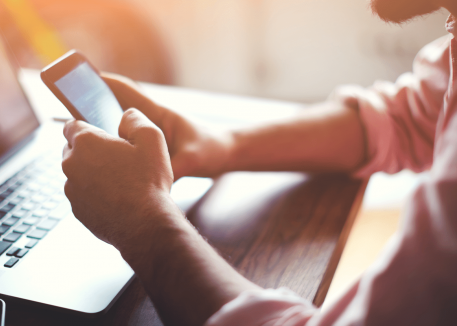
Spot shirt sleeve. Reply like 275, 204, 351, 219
205, 103, 457, 326
331, 35, 450, 178
205, 35, 457, 326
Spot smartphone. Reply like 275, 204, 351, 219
40, 50, 124, 136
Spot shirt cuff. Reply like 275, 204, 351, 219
204, 288, 316, 326
329, 84, 395, 178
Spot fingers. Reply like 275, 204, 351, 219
119, 108, 164, 147
102, 73, 146, 109
102, 73, 167, 126
63, 119, 90, 148
62, 142, 71, 159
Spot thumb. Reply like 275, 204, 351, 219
119, 108, 164, 147
102, 73, 167, 129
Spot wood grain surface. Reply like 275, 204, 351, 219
5, 172, 363, 326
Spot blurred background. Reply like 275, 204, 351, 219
0, 0, 450, 103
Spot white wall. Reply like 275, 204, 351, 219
128, 0, 449, 102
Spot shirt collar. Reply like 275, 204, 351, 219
446, 14, 456, 36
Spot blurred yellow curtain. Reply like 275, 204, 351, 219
1, 0, 67, 64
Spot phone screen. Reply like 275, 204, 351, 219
54, 62, 123, 136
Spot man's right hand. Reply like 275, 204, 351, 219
102, 73, 234, 180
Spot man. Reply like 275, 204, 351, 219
62, 0, 457, 324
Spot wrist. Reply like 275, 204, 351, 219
117, 195, 186, 272
216, 130, 237, 175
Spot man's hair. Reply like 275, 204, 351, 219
370, 0, 440, 24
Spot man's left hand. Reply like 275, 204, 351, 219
62, 108, 178, 252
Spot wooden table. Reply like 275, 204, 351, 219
6, 172, 365, 325
7, 71, 366, 325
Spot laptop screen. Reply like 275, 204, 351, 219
0, 39, 39, 158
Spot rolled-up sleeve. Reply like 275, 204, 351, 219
205, 288, 316, 326
332, 35, 450, 177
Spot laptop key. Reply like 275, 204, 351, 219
0, 203, 15, 213
37, 219, 58, 231
0, 211, 7, 219
15, 249, 28, 258
23, 217, 39, 225
48, 202, 71, 220
2, 217, 19, 227
42, 201, 58, 210
7, 183, 20, 191
12, 209, 28, 218
25, 239, 38, 248
41, 187, 56, 196
31, 194, 47, 203
1, 189, 13, 197
14, 224, 31, 234
50, 193, 66, 203
4, 257, 19, 268
16, 189, 32, 198
34, 175, 49, 185
3, 232, 21, 242
0, 241, 12, 255
6, 246, 19, 256
0, 225, 9, 235
32, 209, 49, 218
27, 229, 47, 239
21, 202, 36, 211
27, 183, 41, 192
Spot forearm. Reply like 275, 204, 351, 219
225, 100, 366, 173
121, 199, 260, 326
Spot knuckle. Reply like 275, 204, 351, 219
124, 108, 137, 116
61, 157, 70, 176
64, 119, 76, 130
120, 109, 139, 126
63, 180, 73, 200
122, 108, 141, 122
63, 120, 75, 137
136, 125, 162, 139
61, 153, 74, 177
73, 130, 94, 146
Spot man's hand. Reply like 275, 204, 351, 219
62, 108, 179, 251
62, 108, 259, 326
102, 73, 233, 180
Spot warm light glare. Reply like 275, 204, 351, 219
1, 0, 67, 65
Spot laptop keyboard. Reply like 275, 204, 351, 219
0, 152, 70, 268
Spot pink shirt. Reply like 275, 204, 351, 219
205, 16, 457, 326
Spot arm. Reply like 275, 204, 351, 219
226, 101, 365, 173
103, 74, 366, 179
62, 110, 260, 326
125, 211, 261, 326
104, 36, 451, 181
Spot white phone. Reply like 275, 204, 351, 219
41, 50, 124, 136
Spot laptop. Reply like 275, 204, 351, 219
0, 28, 214, 319
0, 34, 137, 317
